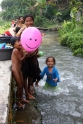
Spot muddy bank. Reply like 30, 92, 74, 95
13, 94, 42, 124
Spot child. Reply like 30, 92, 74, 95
11, 37, 29, 108
16, 14, 41, 98
40, 56, 60, 89
14, 16, 24, 35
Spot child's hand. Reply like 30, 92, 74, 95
53, 78, 58, 82
41, 32, 45, 36
19, 25, 27, 33
24, 53, 28, 58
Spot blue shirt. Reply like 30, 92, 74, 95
40, 66, 60, 86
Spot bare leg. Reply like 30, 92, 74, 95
20, 73, 29, 103
23, 78, 35, 100
23, 79, 28, 97
28, 76, 34, 94
12, 70, 24, 108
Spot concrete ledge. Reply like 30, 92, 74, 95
0, 60, 11, 124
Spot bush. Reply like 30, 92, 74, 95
58, 19, 83, 56
71, 40, 83, 51
34, 16, 53, 28
59, 33, 69, 46
73, 48, 83, 56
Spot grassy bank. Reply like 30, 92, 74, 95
0, 20, 11, 34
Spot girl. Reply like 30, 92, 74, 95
40, 56, 60, 89
14, 16, 24, 35
16, 14, 41, 99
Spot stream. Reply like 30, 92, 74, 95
35, 31, 83, 124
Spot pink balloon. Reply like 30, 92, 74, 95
21, 27, 42, 52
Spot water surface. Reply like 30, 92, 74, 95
35, 31, 83, 124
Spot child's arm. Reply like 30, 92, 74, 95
53, 68, 60, 82
14, 49, 27, 61
20, 53, 28, 61
16, 25, 27, 37
53, 78, 58, 82
40, 67, 46, 79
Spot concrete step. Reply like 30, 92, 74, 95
0, 60, 11, 124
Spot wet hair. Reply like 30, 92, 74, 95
46, 56, 56, 65
24, 14, 34, 22
10, 37, 20, 46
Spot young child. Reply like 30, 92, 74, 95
14, 16, 24, 35
11, 37, 29, 108
16, 14, 41, 98
40, 56, 60, 89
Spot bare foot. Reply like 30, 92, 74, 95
21, 99, 29, 104
17, 102, 24, 108
27, 93, 35, 100
29, 90, 34, 94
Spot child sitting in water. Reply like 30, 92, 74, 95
11, 37, 29, 108
40, 56, 60, 89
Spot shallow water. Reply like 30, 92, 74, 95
35, 31, 83, 124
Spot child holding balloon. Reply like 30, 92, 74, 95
11, 37, 29, 108
16, 14, 41, 98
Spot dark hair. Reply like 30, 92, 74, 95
10, 37, 20, 46
46, 56, 56, 65
18, 16, 24, 20
24, 14, 34, 22
15, 27, 21, 34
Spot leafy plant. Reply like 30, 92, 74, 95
73, 48, 83, 56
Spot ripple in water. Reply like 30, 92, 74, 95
35, 31, 83, 124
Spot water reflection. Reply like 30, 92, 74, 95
35, 31, 83, 124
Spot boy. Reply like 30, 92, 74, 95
11, 37, 29, 108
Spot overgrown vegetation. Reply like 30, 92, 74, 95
0, 0, 83, 57
58, 0, 83, 57
0, 20, 11, 34
0, 0, 72, 27
59, 19, 83, 56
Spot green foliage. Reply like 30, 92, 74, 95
59, 33, 69, 46
71, 40, 83, 51
1, 0, 36, 20
73, 48, 83, 56
58, 21, 74, 36
60, 8, 71, 21
58, 17, 83, 56
58, 0, 83, 57
34, 15, 52, 27
0, 20, 11, 34
2, 23, 10, 30
43, 4, 57, 20
67, 32, 83, 47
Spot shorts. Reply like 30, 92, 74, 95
43, 82, 58, 90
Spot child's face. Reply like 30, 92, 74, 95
24, 17, 34, 27
20, 17, 24, 23
46, 58, 54, 67
14, 40, 22, 49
